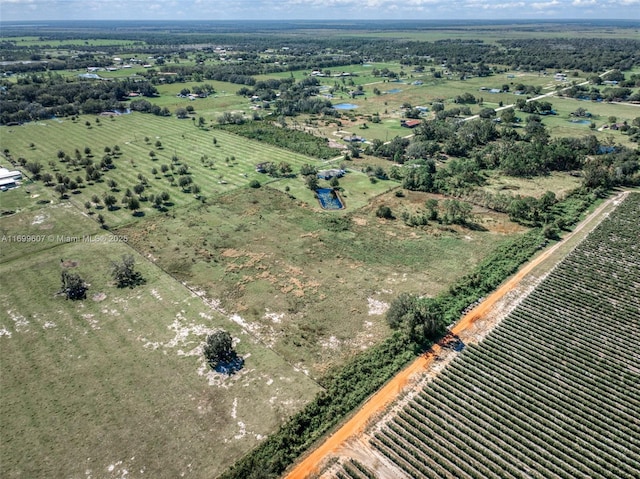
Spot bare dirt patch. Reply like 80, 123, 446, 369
92, 292, 107, 302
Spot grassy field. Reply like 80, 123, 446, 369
537, 96, 640, 146
0, 134, 528, 479
481, 171, 583, 199
0, 209, 322, 479
117, 185, 527, 379
0, 102, 529, 477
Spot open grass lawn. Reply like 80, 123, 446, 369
268, 168, 395, 211
0, 202, 103, 263
538, 96, 640, 147
117, 185, 526, 379
149, 80, 246, 113
0, 237, 321, 479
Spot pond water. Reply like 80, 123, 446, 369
569, 119, 592, 125
316, 188, 345, 210
334, 103, 358, 110
386, 88, 402, 94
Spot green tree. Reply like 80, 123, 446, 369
299, 164, 317, 176
42, 172, 53, 186
500, 109, 516, 124
278, 162, 293, 177
59, 270, 88, 300
425, 198, 439, 220
103, 194, 117, 210
376, 205, 393, 219
111, 254, 145, 288
54, 183, 67, 198
442, 199, 473, 225
25, 161, 43, 179
204, 330, 236, 367
178, 175, 193, 191
127, 196, 140, 212
305, 175, 319, 191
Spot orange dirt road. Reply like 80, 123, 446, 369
283, 192, 624, 479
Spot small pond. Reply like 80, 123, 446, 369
316, 188, 345, 210
334, 103, 358, 110
386, 88, 402, 94
569, 119, 592, 125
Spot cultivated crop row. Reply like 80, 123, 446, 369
371, 193, 640, 478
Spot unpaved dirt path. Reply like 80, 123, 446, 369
283, 191, 626, 479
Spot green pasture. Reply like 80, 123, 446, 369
534, 96, 640, 146
150, 80, 246, 113
0, 113, 327, 228
117, 185, 525, 378
0, 237, 321, 479
269, 166, 396, 210
0, 202, 102, 263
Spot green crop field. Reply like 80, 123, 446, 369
361, 192, 640, 479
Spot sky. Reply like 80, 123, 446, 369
0, 0, 639, 22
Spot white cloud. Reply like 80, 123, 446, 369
531, 0, 560, 9
0, 0, 637, 20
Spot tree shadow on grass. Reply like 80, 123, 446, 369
212, 354, 245, 376
464, 221, 488, 232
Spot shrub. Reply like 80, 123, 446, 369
376, 205, 393, 219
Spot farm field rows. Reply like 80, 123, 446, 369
343, 191, 640, 479
0, 112, 338, 228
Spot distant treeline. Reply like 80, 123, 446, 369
2, 25, 639, 76
0, 74, 159, 124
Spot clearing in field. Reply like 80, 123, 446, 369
118, 185, 526, 379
